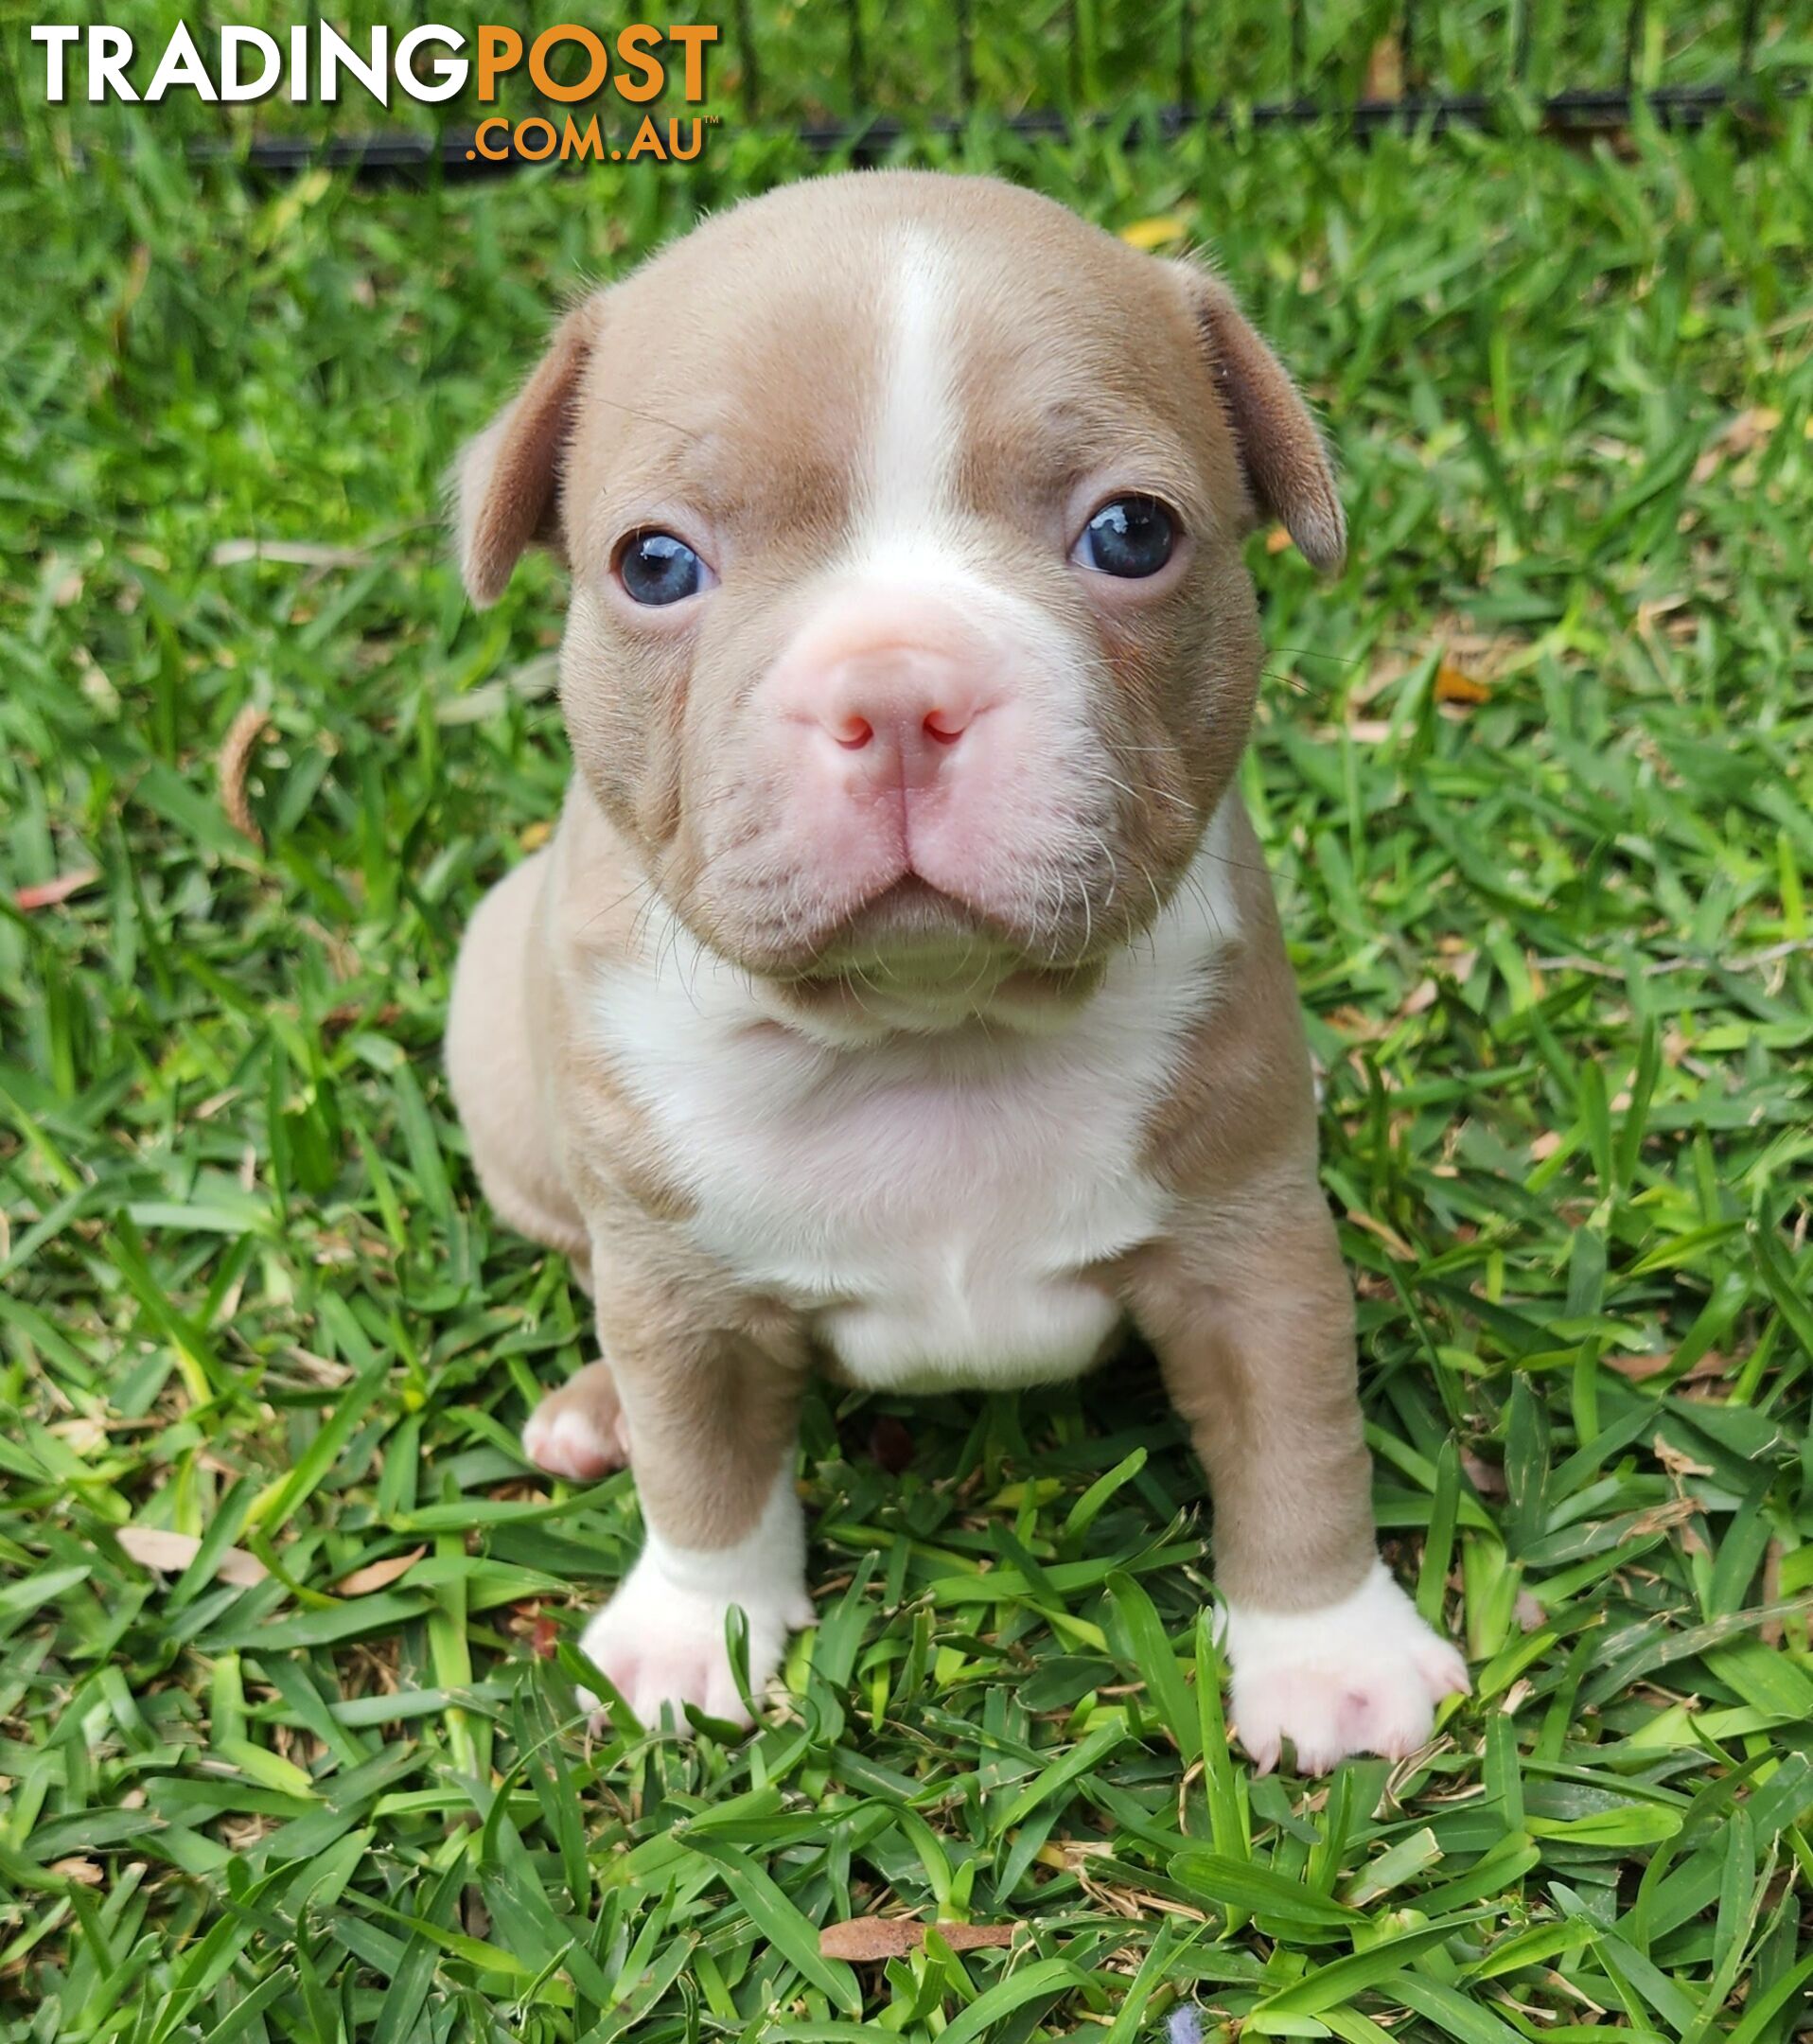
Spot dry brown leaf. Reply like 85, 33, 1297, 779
50, 1416, 111, 1457
1435, 661, 1490, 706
117, 1525, 267, 1587
286, 1347, 354, 1387
51, 1859, 105, 1887
1628, 1496, 1704, 1536
1364, 32, 1404, 99
1264, 526, 1294, 555
335, 1545, 426, 1596
15, 870, 99, 912
818, 1918, 1015, 1962
869, 1415, 915, 1473
219, 704, 271, 849
1604, 1351, 1672, 1381
1327, 1004, 1389, 1041
1692, 405, 1781, 483
1529, 1130, 1564, 1161
322, 1002, 403, 1041
1037, 1839, 1112, 1870
1461, 1451, 1508, 1500
1604, 1348, 1730, 1385
1761, 1540, 1786, 1648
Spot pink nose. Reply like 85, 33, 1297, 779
812, 647, 979, 785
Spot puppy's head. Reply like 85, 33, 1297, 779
455, 173, 1342, 1029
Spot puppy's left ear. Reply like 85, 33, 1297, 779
450, 294, 602, 607
1172, 263, 1346, 574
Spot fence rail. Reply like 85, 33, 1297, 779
725, 0, 1787, 118
218, 80, 1799, 184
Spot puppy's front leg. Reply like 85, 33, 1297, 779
575, 1320, 812, 1731
1134, 1198, 1468, 1772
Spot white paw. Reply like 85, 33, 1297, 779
1223, 1560, 1470, 1774
575, 1470, 813, 1733
576, 1552, 812, 1729
522, 1401, 628, 1481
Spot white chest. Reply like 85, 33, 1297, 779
635, 1020, 1167, 1387
589, 850, 1238, 1391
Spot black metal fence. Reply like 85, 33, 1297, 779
12, 0, 1804, 181
735, 0, 1787, 125
281, 0, 1804, 179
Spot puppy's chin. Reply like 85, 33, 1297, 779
761, 957, 1108, 1046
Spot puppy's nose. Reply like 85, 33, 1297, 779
813, 647, 979, 784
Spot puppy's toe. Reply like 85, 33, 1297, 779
1414, 1634, 1472, 1702
523, 1401, 624, 1480
522, 1363, 631, 1479
1222, 1560, 1468, 1773
573, 1555, 805, 1737
629, 1647, 746, 1731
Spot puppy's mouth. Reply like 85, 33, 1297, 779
813, 874, 997, 975
767, 874, 1103, 1027
688, 832, 1140, 1020
736, 848, 1120, 964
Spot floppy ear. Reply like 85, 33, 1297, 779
1174, 264, 1346, 574
450, 296, 601, 607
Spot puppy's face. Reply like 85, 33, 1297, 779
458, 174, 1342, 1026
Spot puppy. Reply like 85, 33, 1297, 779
446, 170, 1468, 1770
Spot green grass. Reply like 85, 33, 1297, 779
3, 85, 1812, 2044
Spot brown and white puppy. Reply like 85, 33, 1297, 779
446, 170, 1468, 1770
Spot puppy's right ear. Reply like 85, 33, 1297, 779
451, 297, 601, 607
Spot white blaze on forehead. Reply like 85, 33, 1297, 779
860, 235, 962, 550
818, 225, 1100, 792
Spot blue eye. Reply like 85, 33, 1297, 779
1075, 496, 1177, 578
618, 530, 707, 606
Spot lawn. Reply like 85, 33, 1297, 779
2, 48, 1812, 2044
